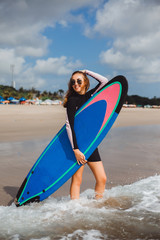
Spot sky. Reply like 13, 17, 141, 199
0, 0, 160, 98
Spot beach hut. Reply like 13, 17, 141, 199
11, 99, 19, 104
35, 99, 42, 105
52, 100, 61, 105
3, 100, 10, 104
44, 99, 53, 105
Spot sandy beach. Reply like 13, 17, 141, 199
0, 105, 160, 206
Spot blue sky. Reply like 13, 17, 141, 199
0, 0, 160, 97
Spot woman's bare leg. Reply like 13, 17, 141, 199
87, 161, 107, 199
70, 165, 85, 199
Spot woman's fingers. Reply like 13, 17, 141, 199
73, 149, 87, 165
78, 155, 87, 165
77, 154, 86, 165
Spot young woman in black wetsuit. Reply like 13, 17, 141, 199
63, 70, 108, 199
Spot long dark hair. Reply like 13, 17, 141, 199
63, 71, 90, 107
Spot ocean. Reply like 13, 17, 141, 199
0, 125, 160, 240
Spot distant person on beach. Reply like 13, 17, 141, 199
63, 70, 108, 199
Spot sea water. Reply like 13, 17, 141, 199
0, 125, 160, 240
0, 175, 160, 239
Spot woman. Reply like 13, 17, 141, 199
63, 70, 108, 200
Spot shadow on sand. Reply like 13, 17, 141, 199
3, 186, 19, 206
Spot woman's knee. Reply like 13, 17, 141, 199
103, 174, 107, 184
97, 174, 107, 185
72, 174, 83, 186
71, 166, 84, 186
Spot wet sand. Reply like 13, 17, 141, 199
0, 105, 160, 206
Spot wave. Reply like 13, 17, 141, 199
0, 175, 160, 240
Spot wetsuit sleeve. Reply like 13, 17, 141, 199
86, 70, 108, 95
66, 97, 79, 149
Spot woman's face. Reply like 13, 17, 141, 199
71, 73, 86, 95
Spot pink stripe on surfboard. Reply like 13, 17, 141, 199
79, 83, 120, 134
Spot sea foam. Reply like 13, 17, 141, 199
0, 175, 160, 240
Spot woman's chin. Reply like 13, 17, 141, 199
73, 86, 85, 95
74, 88, 81, 93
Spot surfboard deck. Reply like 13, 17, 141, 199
15, 75, 128, 207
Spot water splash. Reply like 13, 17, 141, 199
0, 175, 160, 240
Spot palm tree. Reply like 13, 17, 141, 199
58, 89, 64, 98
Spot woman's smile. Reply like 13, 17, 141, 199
72, 73, 86, 95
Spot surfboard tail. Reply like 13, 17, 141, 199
15, 177, 40, 207
14, 196, 40, 207
15, 177, 27, 206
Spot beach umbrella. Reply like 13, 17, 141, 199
0, 96, 4, 100
0, 96, 4, 103
19, 97, 26, 101
8, 97, 15, 101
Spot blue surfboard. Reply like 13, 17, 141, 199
15, 75, 128, 206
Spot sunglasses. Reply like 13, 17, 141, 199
71, 79, 82, 86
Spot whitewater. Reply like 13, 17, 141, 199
0, 174, 160, 240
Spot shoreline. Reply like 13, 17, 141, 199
0, 105, 160, 143
0, 105, 160, 206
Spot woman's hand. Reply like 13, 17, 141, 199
79, 69, 86, 74
73, 149, 87, 165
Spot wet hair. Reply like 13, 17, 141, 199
63, 71, 90, 108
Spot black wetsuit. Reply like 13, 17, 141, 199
66, 70, 108, 162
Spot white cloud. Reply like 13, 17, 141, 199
17, 68, 46, 89
94, 0, 160, 37
16, 45, 48, 58
0, 53, 82, 89
0, 0, 100, 57
88, 0, 160, 83
34, 56, 82, 75
0, 48, 25, 75
0, 55, 82, 89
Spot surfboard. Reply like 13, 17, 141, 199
15, 75, 128, 207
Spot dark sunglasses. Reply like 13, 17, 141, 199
71, 79, 82, 86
